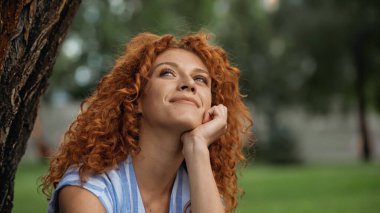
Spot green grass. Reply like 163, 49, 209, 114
237, 163, 380, 213
13, 162, 380, 212
13, 163, 49, 213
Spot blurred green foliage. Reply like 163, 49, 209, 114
48, 0, 380, 111
47, 0, 380, 163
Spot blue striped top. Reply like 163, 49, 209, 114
47, 156, 191, 213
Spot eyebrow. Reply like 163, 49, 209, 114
152, 62, 209, 75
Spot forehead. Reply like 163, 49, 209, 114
152, 48, 208, 72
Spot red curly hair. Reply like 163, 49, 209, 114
41, 32, 253, 212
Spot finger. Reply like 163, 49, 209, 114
208, 106, 216, 119
202, 108, 211, 123
222, 105, 227, 115
211, 104, 226, 119
215, 105, 228, 131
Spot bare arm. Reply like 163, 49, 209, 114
181, 104, 227, 213
58, 186, 106, 213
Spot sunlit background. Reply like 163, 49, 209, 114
14, 0, 380, 212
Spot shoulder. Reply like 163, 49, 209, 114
58, 185, 106, 213
48, 162, 129, 213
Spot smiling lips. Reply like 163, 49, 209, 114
170, 96, 199, 107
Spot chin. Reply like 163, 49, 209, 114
173, 116, 202, 131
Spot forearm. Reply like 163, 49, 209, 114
184, 143, 224, 213
181, 104, 228, 212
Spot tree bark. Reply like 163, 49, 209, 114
353, 33, 371, 162
0, 0, 81, 212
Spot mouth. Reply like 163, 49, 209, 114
169, 96, 199, 107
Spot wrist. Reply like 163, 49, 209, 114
182, 133, 210, 160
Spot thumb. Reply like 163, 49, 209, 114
202, 107, 213, 124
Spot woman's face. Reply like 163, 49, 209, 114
139, 48, 212, 131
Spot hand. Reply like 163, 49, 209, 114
181, 104, 228, 156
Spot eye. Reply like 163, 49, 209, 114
194, 75, 209, 85
159, 69, 175, 77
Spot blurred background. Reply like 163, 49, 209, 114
14, 0, 380, 212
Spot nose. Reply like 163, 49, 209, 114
178, 78, 196, 93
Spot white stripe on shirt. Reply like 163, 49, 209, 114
47, 155, 191, 213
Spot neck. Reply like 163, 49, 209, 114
132, 121, 185, 201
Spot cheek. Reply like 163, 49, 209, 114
140, 84, 168, 110
141, 93, 159, 108
203, 91, 212, 109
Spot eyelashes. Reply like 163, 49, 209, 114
159, 69, 175, 77
159, 68, 209, 85
194, 75, 209, 84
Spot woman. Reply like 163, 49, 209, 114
42, 32, 252, 213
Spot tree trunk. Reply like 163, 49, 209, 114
0, 0, 81, 212
353, 33, 371, 162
